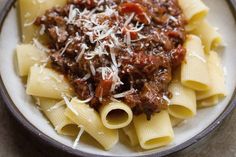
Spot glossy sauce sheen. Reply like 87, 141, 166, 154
35, 0, 186, 120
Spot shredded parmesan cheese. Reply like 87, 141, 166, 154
24, 19, 36, 27
124, 13, 135, 26
73, 125, 84, 149
47, 100, 66, 112
89, 61, 96, 76
110, 48, 118, 67
163, 95, 171, 104
60, 39, 74, 56
62, 95, 79, 115
113, 88, 136, 98
76, 96, 94, 103
33, 38, 50, 52
39, 24, 46, 35
76, 43, 89, 62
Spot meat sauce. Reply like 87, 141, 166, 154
35, 0, 186, 120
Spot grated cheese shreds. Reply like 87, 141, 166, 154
113, 88, 136, 98
60, 39, 74, 56
124, 12, 135, 27
97, 67, 113, 80
39, 24, 46, 35
163, 95, 171, 104
67, 5, 79, 24
33, 38, 50, 53
126, 23, 144, 33
76, 96, 94, 103
47, 100, 66, 112
126, 32, 131, 46
73, 125, 85, 149
55, 26, 60, 37
110, 65, 124, 92
143, 13, 151, 24
89, 61, 96, 76
24, 19, 36, 27
110, 48, 118, 67
82, 73, 91, 81
62, 95, 79, 115
76, 43, 89, 62
95, 26, 114, 41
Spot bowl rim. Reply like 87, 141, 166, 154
0, 0, 236, 157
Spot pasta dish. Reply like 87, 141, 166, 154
16, 0, 226, 151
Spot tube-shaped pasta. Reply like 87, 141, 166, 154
196, 51, 226, 105
64, 98, 119, 150
178, 0, 209, 31
181, 35, 210, 91
38, 97, 79, 136
26, 65, 74, 99
19, 0, 66, 43
122, 122, 139, 146
197, 96, 219, 108
168, 81, 196, 119
169, 115, 184, 127
100, 101, 133, 129
133, 111, 174, 150
16, 44, 47, 76
192, 20, 222, 53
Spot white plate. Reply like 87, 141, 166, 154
0, 0, 236, 156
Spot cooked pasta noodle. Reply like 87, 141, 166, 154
16, 44, 47, 76
64, 98, 119, 150
38, 97, 79, 136
197, 96, 219, 108
122, 122, 139, 146
26, 65, 74, 99
133, 111, 174, 149
178, 0, 209, 31
168, 81, 197, 119
181, 35, 210, 91
100, 101, 133, 129
169, 115, 184, 127
191, 20, 222, 53
196, 51, 226, 106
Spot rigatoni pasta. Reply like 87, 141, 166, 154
16, 44, 47, 76
122, 122, 139, 146
64, 98, 119, 150
169, 115, 184, 127
133, 111, 174, 149
100, 101, 133, 129
168, 81, 197, 119
191, 20, 222, 53
196, 51, 226, 107
38, 97, 79, 136
181, 35, 210, 91
178, 0, 209, 31
26, 65, 74, 99
197, 96, 219, 108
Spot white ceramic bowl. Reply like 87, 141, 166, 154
0, 0, 236, 156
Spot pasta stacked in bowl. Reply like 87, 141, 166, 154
16, 0, 226, 151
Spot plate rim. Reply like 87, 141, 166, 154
0, 0, 236, 157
